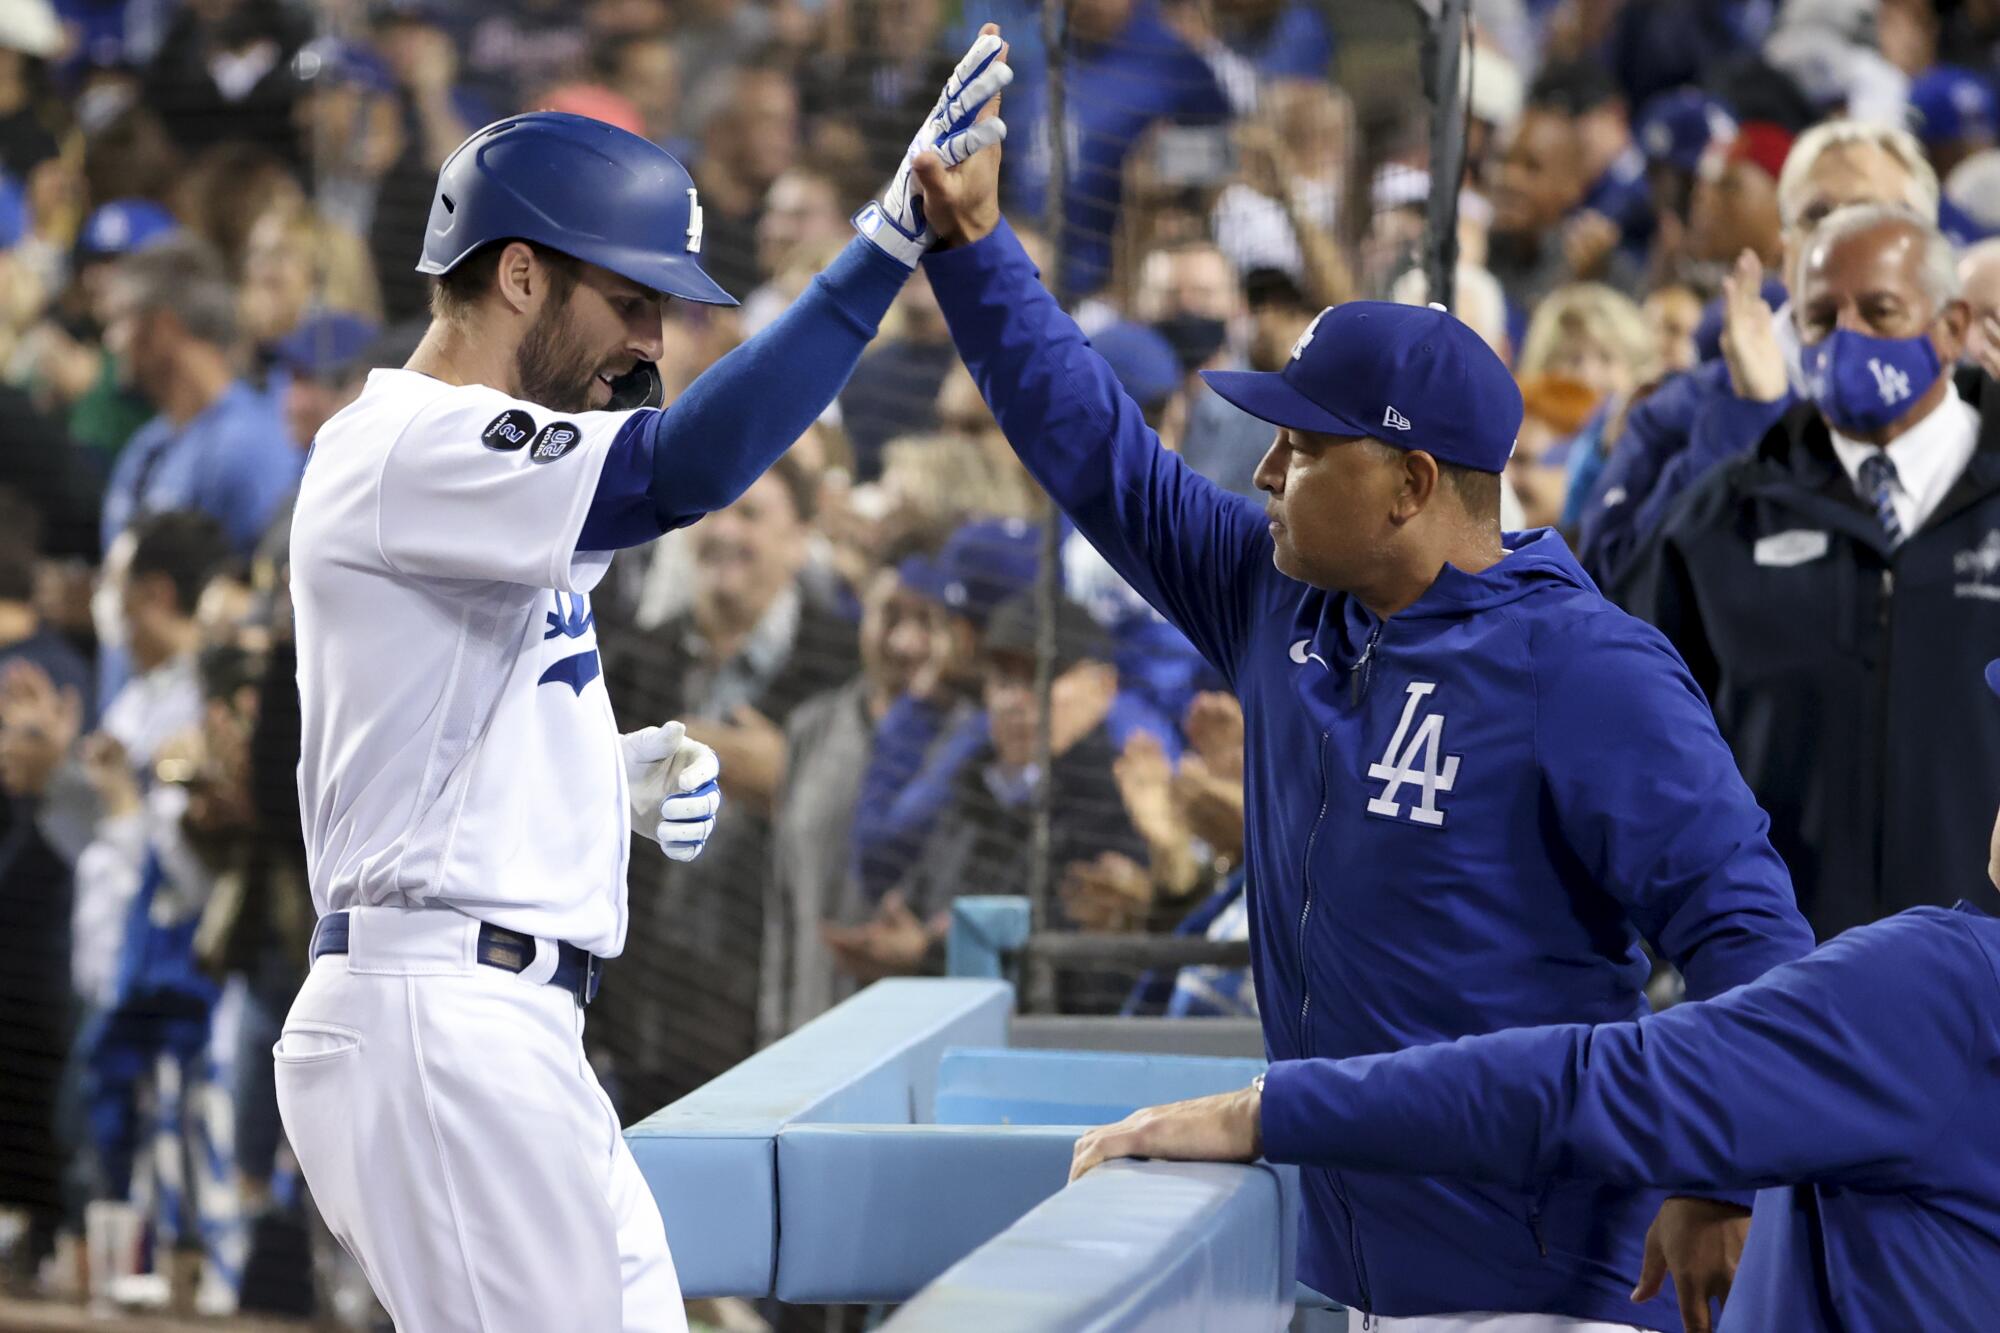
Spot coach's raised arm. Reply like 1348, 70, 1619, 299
915, 119, 1816, 1333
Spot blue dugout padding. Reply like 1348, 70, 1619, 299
624, 978, 1010, 1298
884, 1159, 1301, 1332
628, 978, 1306, 1317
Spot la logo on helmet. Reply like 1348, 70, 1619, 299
1291, 308, 1331, 361
685, 187, 704, 254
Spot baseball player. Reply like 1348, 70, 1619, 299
1069, 660, 2000, 1331
275, 32, 1010, 1333
913, 101, 1814, 1333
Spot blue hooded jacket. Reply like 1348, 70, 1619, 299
1262, 904, 2000, 1332
925, 222, 1814, 1325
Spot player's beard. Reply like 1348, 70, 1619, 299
515, 297, 599, 414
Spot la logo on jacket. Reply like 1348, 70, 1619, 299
1366, 681, 1458, 826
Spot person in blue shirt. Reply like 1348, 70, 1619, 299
912, 111, 1813, 1332
991, 0, 1231, 296
99, 235, 302, 558
1072, 658, 2000, 1333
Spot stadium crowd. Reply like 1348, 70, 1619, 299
0, 0, 1995, 1325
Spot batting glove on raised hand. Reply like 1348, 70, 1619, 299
622, 721, 721, 863
852, 30, 1011, 267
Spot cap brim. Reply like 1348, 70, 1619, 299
1199, 368, 1371, 438
1986, 658, 2000, 699
626, 252, 738, 307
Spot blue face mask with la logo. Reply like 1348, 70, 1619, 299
1799, 326, 1944, 435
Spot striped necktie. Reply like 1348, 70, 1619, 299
1858, 451, 1903, 548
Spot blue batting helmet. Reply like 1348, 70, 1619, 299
416, 112, 736, 307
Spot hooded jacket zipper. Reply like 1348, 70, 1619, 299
1310, 622, 1381, 1322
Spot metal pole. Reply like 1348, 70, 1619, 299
1027, 0, 1069, 1015
1421, 0, 1470, 312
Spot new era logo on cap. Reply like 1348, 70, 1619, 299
1196, 301, 1524, 474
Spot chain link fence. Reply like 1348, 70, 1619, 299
0, 0, 1454, 1325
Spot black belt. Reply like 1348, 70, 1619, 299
309, 911, 604, 1007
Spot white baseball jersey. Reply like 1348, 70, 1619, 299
292, 368, 654, 956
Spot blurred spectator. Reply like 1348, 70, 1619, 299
1163, 0, 1335, 106
12, 199, 176, 470
240, 203, 384, 349
1678, 121, 1790, 296
1210, 83, 1355, 305
597, 456, 858, 1112
1515, 282, 1658, 530
600, 32, 683, 151
692, 57, 801, 299
1947, 147, 2000, 241
290, 36, 403, 239
99, 235, 299, 562
1961, 238, 2000, 381
1909, 65, 1998, 180
1624, 206, 1994, 939
1580, 118, 1939, 586
367, 7, 479, 324
79, 105, 183, 219
839, 271, 957, 481
142, 0, 310, 168
1530, 60, 1653, 266
849, 518, 1042, 903
268, 310, 379, 450
173, 143, 307, 280
0, 0, 63, 180
762, 561, 936, 1039
1488, 102, 1638, 312
664, 0, 780, 137
828, 590, 1144, 988
1635, 87, 1737, 248
1001, 0, 1231, 296
0, 496, 87, 1272
800, 0, 956, 188
740, 166, 849, 334
460, 0, 591, 115
1762, 0, 1912, 126
1644, 283, 1705, 376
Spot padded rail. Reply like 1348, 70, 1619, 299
624, 978, 1010, 1297
884, 1159, 1300, 1332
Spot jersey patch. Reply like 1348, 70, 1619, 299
529, 421, 581, 464
482, 409, 537, 451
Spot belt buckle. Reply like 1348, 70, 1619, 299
582, 953, 603, 1007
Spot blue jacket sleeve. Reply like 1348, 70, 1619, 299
1533, 611, 1814, 1001
1575, 365, 1719, 587
850, 699, 989, 900
579, 237, 909, 548
923, 220, 1283, 684
1260, 911, 1988, 1194
1624, 388, 1791, 555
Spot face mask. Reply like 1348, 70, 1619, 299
1152, 315, 1229, 371
1800, 325, 1944, 435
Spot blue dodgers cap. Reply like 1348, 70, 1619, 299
1090, 321, 1183, 411
1988, 659, 2000, 699
1636, 88, 1736, 174
77, 199, 177, 262
1911, 66, 1998, 146
272, 311, 381, 380
898, 517, 1043, 627
1200, 300, 1524, 473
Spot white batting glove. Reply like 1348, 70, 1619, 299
852, 31, 1012, 267
621, 721, 721, 863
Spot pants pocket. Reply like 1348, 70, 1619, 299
273, 1022, 362, 1064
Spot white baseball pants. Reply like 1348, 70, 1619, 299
274, 906, 685, 1333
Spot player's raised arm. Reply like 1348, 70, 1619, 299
912, 115, 1280, 682
374, 35, 1015, 590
